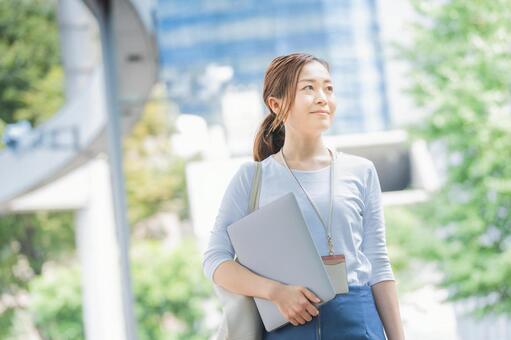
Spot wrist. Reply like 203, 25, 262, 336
265, 280, 283, 301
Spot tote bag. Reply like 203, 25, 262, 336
214, 161, 264, 340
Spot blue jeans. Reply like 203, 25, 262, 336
263, 283, 386, 340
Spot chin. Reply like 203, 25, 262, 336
319, 121, 332, 129
310, 125, 331, 135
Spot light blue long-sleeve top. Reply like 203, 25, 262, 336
202, 151, 395, 287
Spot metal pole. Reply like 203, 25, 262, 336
96, 0, 138, 339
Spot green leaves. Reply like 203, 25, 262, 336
0, 0, 63, 128
29, 265, 84, 340
26, 240, 213, 340
124, 94, 191, 225
0, 211, 75, 337
131, 239, 212, 340
396, 0, 511, 316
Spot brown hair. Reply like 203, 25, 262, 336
252, 53, 330, 161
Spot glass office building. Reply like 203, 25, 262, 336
156, 0, 389, 135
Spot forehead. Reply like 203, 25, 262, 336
298, 61, 331, 83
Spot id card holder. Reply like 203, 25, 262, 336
321, 254, 349, 294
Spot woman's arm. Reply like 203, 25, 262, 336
214, 260, 321, 326
371, 280, 405, 340
213, 260, 281, 300
204, 161, 279, 299
362, 162, 405, 339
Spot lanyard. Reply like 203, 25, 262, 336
280, 147, 336, 256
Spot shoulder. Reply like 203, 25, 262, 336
337, 152, 382, 204
235, 160, 258, 182
236, 154, 277, 178
232, 159, 265, 191
219, 160, 258, 205
337, 151, 376, 179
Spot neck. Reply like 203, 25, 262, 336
281, 129, 330, 162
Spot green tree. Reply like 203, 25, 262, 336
29, 265, 84, 340
0, 0, 68, 333
28, 239, 213, 340
132, 239, 212, 340
124, 89, 194, 225
0, 212, 75, 336
0, 0, 63, 132
398, 0, 511, 317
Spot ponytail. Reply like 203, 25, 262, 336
253, 112, 285, 161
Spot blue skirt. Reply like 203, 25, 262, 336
263, 283, 386, 340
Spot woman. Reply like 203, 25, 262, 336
202, 53, 405, 339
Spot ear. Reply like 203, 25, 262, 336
267, 96, 283, 115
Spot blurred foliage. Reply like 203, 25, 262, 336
27, 239, 212, 340
15, 66, 64, 123
0, 308, 15, 339
0, 0, 63, 133
132, 239, 213, 340
29, 265, 84, 340
396, 0, 511, 317
124, 91, 193, 225
0, 118, 5, 149
384, 205, 444, 293
0, 0, 68, 334
0, 0, 206, 338
0, 212, 75, 336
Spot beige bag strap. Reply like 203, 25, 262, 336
248, 161, 262, 212
220, 161, 264, 339
233, 161, 261, 264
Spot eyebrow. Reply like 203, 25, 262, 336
298, 78, 332, 84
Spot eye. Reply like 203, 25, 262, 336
303, 85, 314, 90
326, 85, 334, 92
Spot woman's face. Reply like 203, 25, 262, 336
283, 61, 337, 136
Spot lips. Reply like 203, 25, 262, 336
311, 111, 329, 116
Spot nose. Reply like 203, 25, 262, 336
315, 89, 327, 104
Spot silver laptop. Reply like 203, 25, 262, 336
227, 192, 336, 332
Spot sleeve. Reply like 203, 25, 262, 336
361, 161, 396, 286
201, 161, 255, 282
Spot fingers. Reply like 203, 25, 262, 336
299, 287, 320, 321
281, 286, 322, 327
288, 306, 310, 326
293, 314, 307, 325
290, 300, 317, 326
289, 311, 313, 326
301, 287, 321, 304
305, 303, 319, 317
297, 301, 314, 322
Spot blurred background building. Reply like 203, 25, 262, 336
156, 0, 392, 156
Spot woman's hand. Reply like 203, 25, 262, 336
268, 283, 321, 326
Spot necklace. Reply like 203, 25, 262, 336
280, 147, 336, 256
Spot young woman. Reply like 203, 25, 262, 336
203, 53, 405, 339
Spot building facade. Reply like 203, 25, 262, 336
156, 0, 390, 138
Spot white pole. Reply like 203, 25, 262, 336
57, 0, 134, 338
75, 158, 127, 340
97, 0, 138, 338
